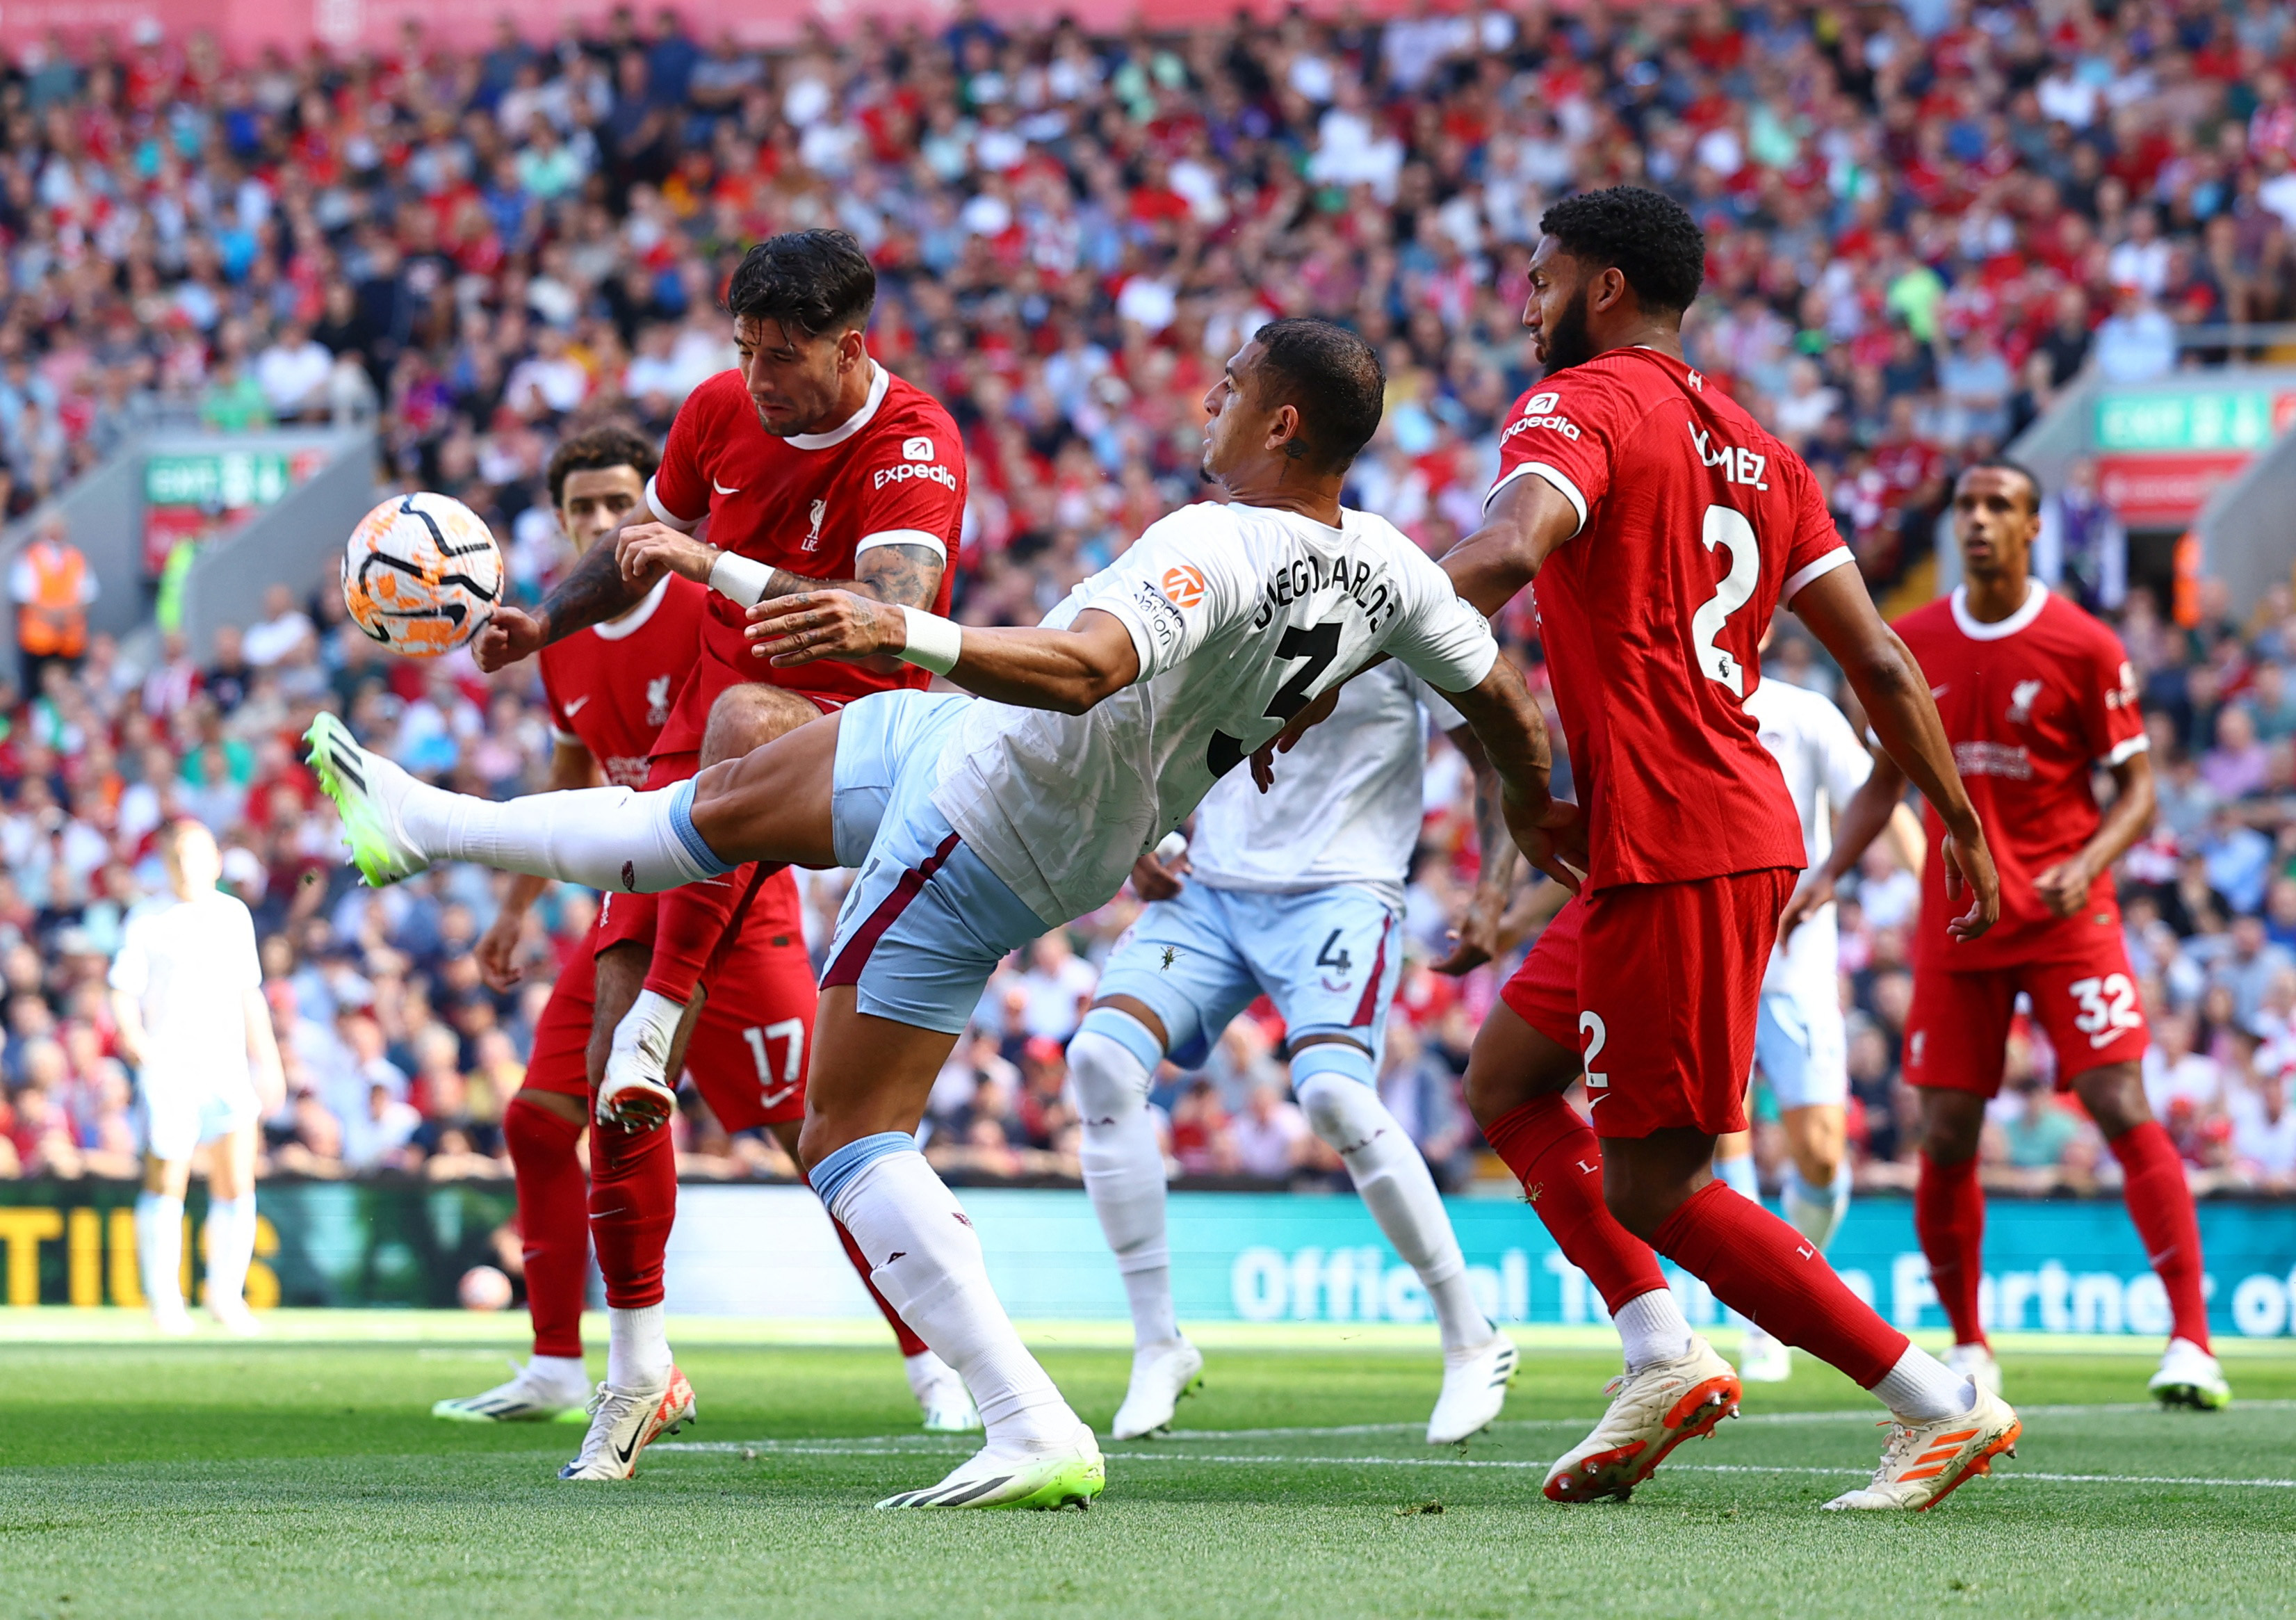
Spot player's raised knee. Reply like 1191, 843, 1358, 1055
701, 683, 823, 767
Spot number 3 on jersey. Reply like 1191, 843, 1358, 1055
1692, 505, 1759, 697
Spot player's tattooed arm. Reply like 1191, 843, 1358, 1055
475, 536, 643, 672
1792, 563, 1999, 941
1434, 724, 1525, 974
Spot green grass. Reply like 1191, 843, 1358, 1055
1, 1317, 2292, 1619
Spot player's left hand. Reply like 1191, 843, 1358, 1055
1941, 827, 2001, 941
615, 521, 713, 586
2032, 853, 2094, 919
747, 590, 901, 665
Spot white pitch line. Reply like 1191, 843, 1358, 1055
648, 1441, 2296, 1489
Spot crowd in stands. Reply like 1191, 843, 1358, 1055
1, 2, 2295, 1194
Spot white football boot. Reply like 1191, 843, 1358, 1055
1427, 1330, 1519, 1444
1543, 1336, 1742, 1502
433, 1358, 592, 1423
1109, 1338, 1205, 1441
906, 1350, 984, 1434
596, 991, 682, 1131
2148, 1336, 2231, 1410
1823, 1386, 2021, 1510
1944, 1340, 2003, 1397
557, 1368, 697, 1480
206, 1295, 262, 1338
874, 1420, 1105, 1510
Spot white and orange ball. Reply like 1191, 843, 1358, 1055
342, 492, 503, 658
457, 1264, 513, 1312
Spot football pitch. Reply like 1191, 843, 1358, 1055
2, 1314, 2291, 1620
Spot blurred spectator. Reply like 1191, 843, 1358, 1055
10, 516, 95, 694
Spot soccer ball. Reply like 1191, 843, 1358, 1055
457, 1265, 513, 1312
342, 492, 503, 657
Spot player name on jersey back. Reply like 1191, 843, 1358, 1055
930, 499, 1499, 926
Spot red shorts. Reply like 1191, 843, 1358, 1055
526, 912, 819, 1133
1905, 943, 2149, 1097
1498, 869, 1795, 1140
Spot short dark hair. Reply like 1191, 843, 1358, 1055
1539, 186, 1707, 315
1957, 457, 2045, 514
726, 230, 877, 339
546, 423, 658, 508
1247, 317, 1386, 474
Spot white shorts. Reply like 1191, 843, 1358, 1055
137, 1072, 261, 1162
821, 690, 1055, 1035
1752, 985, 1848, 1112
1093, 881, 1403, 1069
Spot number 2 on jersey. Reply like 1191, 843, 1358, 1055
1692, 505, 1760, 697
1207, 619, 1344, 777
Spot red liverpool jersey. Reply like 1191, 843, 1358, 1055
1894, 579, 2147, 972
537, 574, 709, 786
645, 362, 965, 743
1490, 347, 1853, 891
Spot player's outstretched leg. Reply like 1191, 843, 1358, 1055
808, 996, 1100, 1512
1292, 1044, 1516, 1443
2068, 1064, 2231, 1409
437, 1092, 592, 1422
303, 709, 840, 894
1069, 1007, 1202, 1439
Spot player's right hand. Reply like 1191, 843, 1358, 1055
1778, 870, 1838, 942
615, 521, 710, 585
1434, 888, 1508, 975
1130, 850, 1187, 902
1941, 827, 2001, 941
1506, 796, 1586, 894
472, 604, 545, 673
473, 912, 527, 991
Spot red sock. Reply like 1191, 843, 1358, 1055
642, 862, 786, 1004
834, 1213, 929, 1357
505, 1095, 589, 1359
1916, 1152, 1988, 1348
1654, 1181, 1908, 1388
1482, 1095, 1668, 1314
2109, 1120, 2211, 1351
589, 1115, 676, 1309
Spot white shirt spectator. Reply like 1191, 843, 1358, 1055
2093, 301, 2178, 382
254, 332, 334, 417
1231, 1090, 1312, 1179
342, 1082, 423, 1171
244, 604, 315, 667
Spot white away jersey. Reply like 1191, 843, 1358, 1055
108, 889, 261, 1088
1744, 676, 1873, 1002
1187, 663, 1462, 906
931, 499, 1498, 924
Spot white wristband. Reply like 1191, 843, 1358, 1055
707, 549, 772, 608
897, 606, 963, 676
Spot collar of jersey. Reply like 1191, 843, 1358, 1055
1949, 576, 2047, 641
786, 362, 888, 451
591, 572, 673, 640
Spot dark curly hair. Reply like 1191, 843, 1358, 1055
725, 229, 877, 339
1248, 317, 1387, 474
546, 423, 659, 508
1539, 187, 1707, 314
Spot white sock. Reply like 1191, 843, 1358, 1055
830, 1147, 1076, 1447
1784, 1161, 1852, 1254
398, 773, 726, 894
202, 1194, 257, 1309
1713, 1149, 1760, 1202
610, 989, 687, 1080
136, 1191, 184, 1313
1872, 1345, 1976, 1422
1613, 1287, 1694, 1371
904, 1348, 956, 1396
528, 1354, 587, 1387
1068, 1025, 1178, 1349
1296, 1071, 1488, 1354
606, 1304, 671, 1389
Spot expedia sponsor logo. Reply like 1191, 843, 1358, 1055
1952, 740, 2033, 780
874, 462, 959, 492
902, 435, 935, 461
1502, 407, 1580, 442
